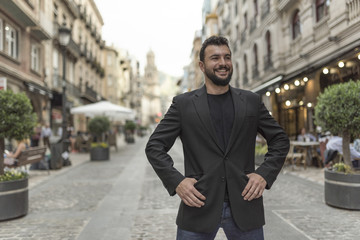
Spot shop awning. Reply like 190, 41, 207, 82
251, 75, 283, 94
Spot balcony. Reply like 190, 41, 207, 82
0, 0, 36, 27
64, 0, 79, 18
30, 11, 53, 40
82, 85, 97, 102
52, 74, 80, 97
250, 17, 257, 33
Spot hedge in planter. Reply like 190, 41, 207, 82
0, 90, 37, 220
88, 116, 110, 161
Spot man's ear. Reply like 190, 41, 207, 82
199, 61, 205, 73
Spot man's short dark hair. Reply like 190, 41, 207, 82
199, 36, 231, 62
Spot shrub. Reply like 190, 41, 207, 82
87, 116, 110, 143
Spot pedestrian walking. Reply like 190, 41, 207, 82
41, 123, 52, 149
145, 36, 289, 240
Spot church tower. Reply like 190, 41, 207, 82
142, 50, 161, 126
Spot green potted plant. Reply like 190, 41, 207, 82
88, 116, 110, 161
0, 90, 37, 220
124, 120, 136, 143
314, 80, 360, 210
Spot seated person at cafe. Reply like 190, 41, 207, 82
4, 138, 29, 166
326, 136, 360, 163
297, 127, 317, 142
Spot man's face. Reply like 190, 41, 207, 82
200, 45, 233, 86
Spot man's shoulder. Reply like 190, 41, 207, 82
174, 88, 202, 101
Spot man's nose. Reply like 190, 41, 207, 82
219, 57, 226, 66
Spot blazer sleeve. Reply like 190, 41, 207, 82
145, 96, 185, 196
255, 96, 290, 189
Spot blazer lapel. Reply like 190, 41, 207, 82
193, 85, 223, 152
225, 87, 246, 155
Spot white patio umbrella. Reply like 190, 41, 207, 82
70, 101, 135, 121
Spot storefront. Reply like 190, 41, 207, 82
254, 46, 360, 139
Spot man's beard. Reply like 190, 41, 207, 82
205, 67, 233, 86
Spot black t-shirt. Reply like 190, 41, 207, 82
207, 89, 235, 201
207, 90, 234, 151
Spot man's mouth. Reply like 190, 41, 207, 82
215, 68, 229, 76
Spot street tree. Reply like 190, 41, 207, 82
314, 80, 360, 167
0, 90, 37, 175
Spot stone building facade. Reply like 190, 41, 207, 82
198, 0, 360, 138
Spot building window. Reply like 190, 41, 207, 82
53, 3, 58, 19
244, 12, 248, 30
265, 31, 271, 56
53, 49, 59, 74
31, 44, 40, 72
254, 0, 258, 16
244, 54, 248, 74
316, 0, 330, 22
292, 9, 301, 39
253, 44, 258, 66
5, 24, 18, 58
243, 54, 248, 85
0, 19, 3, 51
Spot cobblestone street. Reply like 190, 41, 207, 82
0, 136, 359, 240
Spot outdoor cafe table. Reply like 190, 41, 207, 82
290, 141, 320, 167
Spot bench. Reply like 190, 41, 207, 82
5, 146, 48, 174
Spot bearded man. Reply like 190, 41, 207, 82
145, 36, 289, 240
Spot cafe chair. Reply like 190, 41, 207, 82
285, 143, 307, 170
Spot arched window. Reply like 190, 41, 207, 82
244, 54, 248, 74
253, 44, 258, 66
244, 12, 248, 30
316, 0, 329, 22
265, 31, 271, 56
243, 54, 248, 85
292, 9, 301, 39
254, 0, 258, 16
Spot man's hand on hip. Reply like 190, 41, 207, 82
176, 178, 206, 208
242, 173, 267, 201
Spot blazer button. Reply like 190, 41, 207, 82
225, 156, 229, 160
221, 177, 225, 182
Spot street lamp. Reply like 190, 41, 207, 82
58, 24, 71, 166
58, 24, 71, 141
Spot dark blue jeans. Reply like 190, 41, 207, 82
176, 202, 264, 240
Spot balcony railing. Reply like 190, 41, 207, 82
84, 85, 97, 101
52, 74, 81, 97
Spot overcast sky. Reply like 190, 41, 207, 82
94, 0, 203, 77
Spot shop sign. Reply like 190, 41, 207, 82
0, 77, 6, 90
52, 109, 63, 124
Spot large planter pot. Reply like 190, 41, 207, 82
90, 147, 109, 161
0, 177, 28, 221
324, 169, 360, 210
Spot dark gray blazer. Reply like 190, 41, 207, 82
145, 85, 289, 233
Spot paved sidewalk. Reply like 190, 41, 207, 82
2, 136, 357, 240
